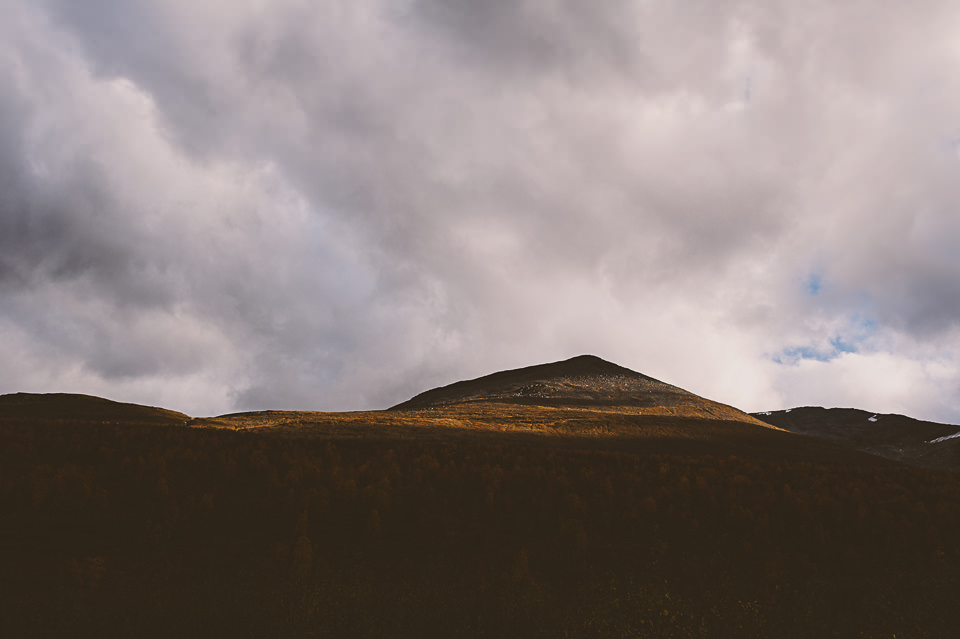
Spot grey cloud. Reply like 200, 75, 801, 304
2, 1, 960, 421
410, 0, 643, 83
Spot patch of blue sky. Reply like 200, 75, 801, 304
805, 273, 823, 296
842, 315, 879, 345
852, 316, 878, 336
828, 335, 858, 354
773, 316, 879, 365
774, 346, 834, 364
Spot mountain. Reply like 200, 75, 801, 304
7, 357, 956, 638
391, 354, 767, 423
751, 407, 960, 470
0, 361, 907, 468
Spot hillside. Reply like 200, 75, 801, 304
0, 392, 189, 425
3, 359, 960, 637
189, 356, 882, 467
391, 355, 767, 424
752, 407, 960, 470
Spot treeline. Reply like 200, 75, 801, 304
1, 419, 959, 638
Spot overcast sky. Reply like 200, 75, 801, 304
2, 0, 960, 421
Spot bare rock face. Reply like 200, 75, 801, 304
390, 355, 762, 425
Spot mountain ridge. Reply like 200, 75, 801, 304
0, 392, 189, 424
752, 406, 960, 470
5, 358, 959, 469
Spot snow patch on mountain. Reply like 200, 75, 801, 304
927, 431, 960, 444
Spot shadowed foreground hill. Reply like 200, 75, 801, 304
2, 359, 960, 638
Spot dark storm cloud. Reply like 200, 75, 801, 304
411, 0, 644, 83
3, 0, 960, 420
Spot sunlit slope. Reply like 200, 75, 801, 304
186, 356, 883, 464
191, 403, 886, 464
0, 357, 892, 466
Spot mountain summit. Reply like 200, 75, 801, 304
391, 355, 762, 424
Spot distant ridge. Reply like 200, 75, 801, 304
753, 406, 960, 470
0, 392, 190, 425
390, 355, 766, 425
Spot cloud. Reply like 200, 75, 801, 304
1, 1, 960, 422
771, 349, 960, 423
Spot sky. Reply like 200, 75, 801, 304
2, 0, 960, 422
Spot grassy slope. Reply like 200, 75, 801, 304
2, 394, 958, 638
192, 402, 885, 466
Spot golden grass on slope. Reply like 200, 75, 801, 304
187, 403, 882, 466
190, 402, 776, 438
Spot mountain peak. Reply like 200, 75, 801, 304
529, 354, 641, 377
390, 355, 695, 410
